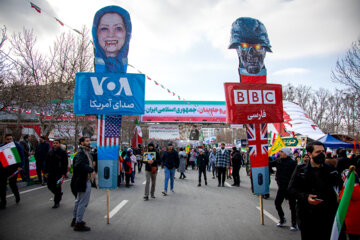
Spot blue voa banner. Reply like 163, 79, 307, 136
74, 72, 145, 115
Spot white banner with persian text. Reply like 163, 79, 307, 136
148, 125, 180, 140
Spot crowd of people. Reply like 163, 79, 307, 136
1, 134, 360, 239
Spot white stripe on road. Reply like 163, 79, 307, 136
225, 182, 232, 187
142, 181, 146, 184
6, 179, 71, 198
104, 200, 128, 219
256, 206, 279, 224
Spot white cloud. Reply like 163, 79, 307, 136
272, 68, 310, 76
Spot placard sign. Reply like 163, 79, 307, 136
74, 72, 145, 115
224, 83, 283, 124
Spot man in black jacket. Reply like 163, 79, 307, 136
20, 135, 31, 181
35, 136, 50, 185
143, 143, 160, 200
46, 139, 68, 209
231, 147, 242, 187
197, 149, 209, 187
270, 147, 297, 230
161, 143, 179, 196
288, 141, 341, 240
0, 134, 25, 209
71, 137, 94, 231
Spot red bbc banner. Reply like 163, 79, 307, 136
224, 83, 284, 124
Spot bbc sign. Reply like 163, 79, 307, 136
74, 72, 145, 115
234, 90, 276, 104
224, 83, 284, 124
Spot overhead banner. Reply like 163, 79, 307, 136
141, 101, 226, 123
224, 83, 283, 124
149, 125, 180, 140
74, 72, 145, 115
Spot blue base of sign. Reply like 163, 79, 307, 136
251, 166, 269, 195
98, 160, 118, 189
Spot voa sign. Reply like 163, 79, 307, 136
74, 72, 145, 115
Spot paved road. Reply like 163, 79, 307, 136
0, 168, 301, 240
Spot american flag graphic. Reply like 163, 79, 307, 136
247, 123, 268, 158
97, 115, 122, 147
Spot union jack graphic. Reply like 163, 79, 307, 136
247, 123, 268, 158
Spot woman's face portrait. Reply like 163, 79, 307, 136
97, 12, 126, 58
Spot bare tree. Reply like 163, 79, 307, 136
332, 39, 360, 93
0, 27, 93, 141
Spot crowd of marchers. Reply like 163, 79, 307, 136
1, 134, 360, 239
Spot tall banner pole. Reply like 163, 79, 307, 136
260, 194, 264, 225
225, 18, 284, 225
106, 189, 110, 224
74, 6, 145, 224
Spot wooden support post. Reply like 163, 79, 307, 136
260, 195, 264, 225
106, 189, 110, 224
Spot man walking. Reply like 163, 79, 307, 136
20, 135, 31, 181
215, 143, 230, 187
231, 147, 242, 187
46, 139, 68, 209
143, 143, 160, 200
197, 149, 208, 187
209, 148, 217, 179
35, 136, 50, 185
288, 141, 341, 240
71, 137, 95, 231
269, 147, 297, 230
0, 134, 25, 209
161, 143, 179, 196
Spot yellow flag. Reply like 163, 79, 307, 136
268, 135, 285, 155
186, 144, 191, 154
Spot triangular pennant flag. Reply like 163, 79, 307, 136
147, 77, 152, 80
55, 17, 64, 26
30, 2, 41, 13
172, 92, 175, 96
268, 135, 286, 155
73, 29, 82, 35
154, 81, 159, 85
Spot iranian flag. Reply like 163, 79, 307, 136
330, 168, 356, 240
0, 142, 21, 167
30, 2, 41, 13
131, 119, 142, 147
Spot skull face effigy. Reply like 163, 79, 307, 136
229, 17, 272, 75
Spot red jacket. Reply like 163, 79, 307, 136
340, 184, 360, 235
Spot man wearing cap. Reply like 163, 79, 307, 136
161, 143, 179, 196
269, 147, 297, 231
143, 143, 160, 200
215, 143, 230, 187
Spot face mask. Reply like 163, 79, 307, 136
312, 152, 325, 164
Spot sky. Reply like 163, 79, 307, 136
0, 0, 359, 102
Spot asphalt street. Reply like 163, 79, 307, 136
0, 168, 301, 240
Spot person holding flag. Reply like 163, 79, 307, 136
331, 167, 360, 240
288, 141, 342, 240
0, 134, 25, 209
45, 139, 68, 209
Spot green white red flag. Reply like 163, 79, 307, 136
132, 119, 142, 147
330, 169, 356, 240
0, 142, 21, 167
30, 2, 41, 13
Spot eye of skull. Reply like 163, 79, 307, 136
240, 42, 262, 50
